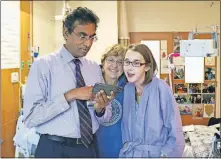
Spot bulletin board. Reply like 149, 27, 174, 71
129, 32, 218, 126
171, 32, 217, 126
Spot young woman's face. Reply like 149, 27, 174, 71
124, 50, 149, 85
103, 55, 123, 80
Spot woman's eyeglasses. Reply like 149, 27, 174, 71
106, 58, 123, 66
123, 60, 146, 67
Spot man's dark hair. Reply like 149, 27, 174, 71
62, 7, 100, 38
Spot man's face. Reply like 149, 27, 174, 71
65, 23, 96, 58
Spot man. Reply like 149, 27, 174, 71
23, 7, 113, 157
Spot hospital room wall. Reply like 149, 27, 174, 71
127, 1, 220, 32
126, 1, 220, 118
32, 1, 56, 57
33, 1, 118, 65
32, 1, 220, 80
33, 1, 220, 64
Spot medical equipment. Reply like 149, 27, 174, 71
31, 46, 39, 60
52, 0, 71, 21
180, 25, 219, 57
26, 46, 40, 70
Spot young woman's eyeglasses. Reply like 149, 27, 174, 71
106, 58, 123, 66
72, 31, 98, 42
123, 60, 146, 67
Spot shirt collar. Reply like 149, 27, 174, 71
59, 45, 83, 64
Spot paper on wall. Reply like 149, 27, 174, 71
1, 1, 20, 69
161, 59, 170, 74
185, 57, 204, 83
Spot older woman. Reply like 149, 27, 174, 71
96, 44, 127, 157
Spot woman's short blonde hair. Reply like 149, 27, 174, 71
101, 44, 127, 65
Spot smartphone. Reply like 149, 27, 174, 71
92, 83, 123, 96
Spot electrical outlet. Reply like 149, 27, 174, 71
11, 72, 19, 83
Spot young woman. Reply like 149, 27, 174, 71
119, 44, 185, 157
96, 44, 127, 157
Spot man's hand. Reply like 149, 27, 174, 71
64, 86, 93, 102
94, 90, 115, 113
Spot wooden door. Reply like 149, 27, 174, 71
1, 1, 32, 157
20, 1, 32, 84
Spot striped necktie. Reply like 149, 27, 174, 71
73, 59, 93, 148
